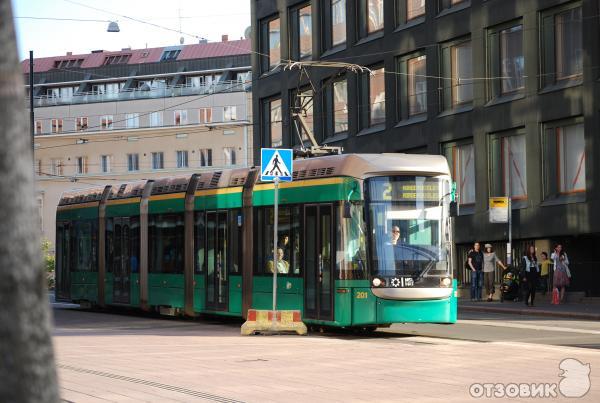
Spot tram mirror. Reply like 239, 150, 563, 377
449, 201, 458, 218
343, 201, 352, 219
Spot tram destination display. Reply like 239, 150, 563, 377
368, 177, 440, 202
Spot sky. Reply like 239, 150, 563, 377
12, 0, 251, 61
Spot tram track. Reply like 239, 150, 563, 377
57, 364, 244, 403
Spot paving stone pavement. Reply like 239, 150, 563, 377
53, 309, 600, 402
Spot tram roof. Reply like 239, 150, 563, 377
290, 153, 450, 180
57, 153, 449, 206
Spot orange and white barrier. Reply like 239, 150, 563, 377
241, 309, 307, 335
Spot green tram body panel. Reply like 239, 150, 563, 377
149, 198, 185, 214
253, 177, 361, 207
195, 192, 243, 210
106, 203, 140, 218
57, 206, 98, 221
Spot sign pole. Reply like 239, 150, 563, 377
507, 168, 512, 266
272, 176, 279, 317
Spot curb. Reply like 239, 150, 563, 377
459, 305, 600, 321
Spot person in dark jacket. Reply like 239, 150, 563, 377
468, 242, 484, 301
521, 245, 540, 306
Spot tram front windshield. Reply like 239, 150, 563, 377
366, 176, 449, 280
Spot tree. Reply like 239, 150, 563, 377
0, 1, 59, 401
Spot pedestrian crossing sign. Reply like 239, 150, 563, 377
261, 148, 293, 182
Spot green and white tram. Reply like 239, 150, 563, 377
55, 153, 457, 328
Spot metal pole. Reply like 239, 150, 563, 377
272, 176, 279, 315
507, 164, 512, 266
29, 50, 34, 155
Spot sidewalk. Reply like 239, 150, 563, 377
459, 297, 600, 320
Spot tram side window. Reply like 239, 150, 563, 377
339, 203, 367, 280
55, 222, 71, 295
149, 214, 184, 274
130, 218, 140, 273
106, 218, 114, 273
229, 209, 242, 274
255, 206, 301, 276
194, 212, 205, 273
73, 219, 97, 271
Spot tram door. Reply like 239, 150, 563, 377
304, 205, 334, 321
206, 211, 228, 311
112, 217, 131, 304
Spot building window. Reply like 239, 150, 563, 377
263, 98, 283, 147
324, 79, 348, 138
404, 0, 426, 22
151, 152, 164, 170
35, 159, 42, 176
51, 119, 63, 133
323, 0, 346, 50
150, 111, 163, 127
126, 113, 140, 129
100, 155, 111, 173
544, 120, 586, 196
186, 76, 205, 87
260, 16, 281, 72
360, 66, 386, 129
223, 147, 236, 166
290, 4, 312, 60
35, 120, 43, 134
489, 131, 527, 200
223, 106, 237, 121
443, 141, 475, 206
176, 150, 189, 168
359, 0, 384, 37
487, 23, 524, 98
291, 88, 314, 144
160, 49, 181, 61
127, 153, 139, 172
200, 149, 212, 167
101, 115, 113, 130
76, 156, 87, 175
440, 0, 466, 11
103, 54, 131, 65
199, 108, 212, 123
174, 110, 188, 126
441, 39, 472, 110
401, 54, 427, 118
51, 159, 63, 176
541, 4, 582, 86
76, 117, 88, 131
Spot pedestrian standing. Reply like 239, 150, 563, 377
552, 244, 571, 304
521, 245, 540, 306
468, 242, 484, 301
483, 243, 506, 302
539, 251, 553, 296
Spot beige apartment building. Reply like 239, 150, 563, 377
25, 38, 253, 246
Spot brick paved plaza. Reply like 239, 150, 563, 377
53, 308, 600, 402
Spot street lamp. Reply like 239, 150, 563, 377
107, 21, 120, 32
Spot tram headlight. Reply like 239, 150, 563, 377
441, 277, 452, 287
372, 277, 384, 287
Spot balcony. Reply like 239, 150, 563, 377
30, 80, 250, 107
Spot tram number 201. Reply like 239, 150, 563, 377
355, 291, 369, 299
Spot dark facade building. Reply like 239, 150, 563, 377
251, 0, 600, 296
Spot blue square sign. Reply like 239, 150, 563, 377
261, 148, 293, 182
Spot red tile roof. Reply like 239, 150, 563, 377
22, 39, 250, 74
